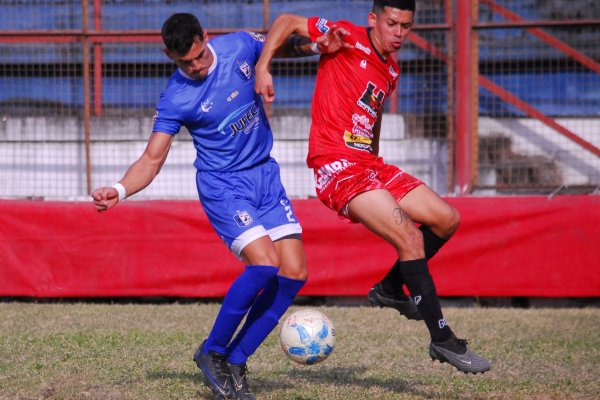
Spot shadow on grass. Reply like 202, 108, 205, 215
265, 366, 437, 398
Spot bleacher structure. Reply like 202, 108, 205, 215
0, 0, 598, 199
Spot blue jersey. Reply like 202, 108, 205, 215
152, 31, 272, 172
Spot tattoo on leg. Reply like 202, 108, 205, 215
393, 207, 407, 225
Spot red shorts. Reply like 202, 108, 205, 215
311, 156, 424, 222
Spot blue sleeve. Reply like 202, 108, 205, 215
152, 95, 183, 135
241, 31, 265, 64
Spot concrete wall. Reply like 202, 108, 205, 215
0, 115, 598, 200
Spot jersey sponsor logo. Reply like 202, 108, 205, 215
279, 197, 296, 223
355, 41, 371, 55
235, 60, 252, 80
352, 113, 374, 130
344, 130, 372, 152
315, 159, 354, 191
315, 18, 330, 34
388, 65, 398, 78
200, 99, 213, 112
218, 102, 261, 137
227, 90, 239, 102
247, 31, 265, 42
233, 210, 253, 227
357, 82, 385, 118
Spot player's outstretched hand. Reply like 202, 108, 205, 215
315, 24, 352, 54
255, 66, 275, 103
91, 187, 119, 212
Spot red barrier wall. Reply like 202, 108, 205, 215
1, 196, 599, 298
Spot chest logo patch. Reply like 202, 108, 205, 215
235, 60, 252, 80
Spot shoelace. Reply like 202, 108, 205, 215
211, 353, 231, 381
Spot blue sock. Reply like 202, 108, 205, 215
226, 275, 306, 365
203, 265, 278, 355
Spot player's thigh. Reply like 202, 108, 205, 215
274, 237, 307, 280
399, 185, 460, 233
346, 189, 422, 252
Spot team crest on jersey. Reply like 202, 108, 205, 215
235, 60, 252, 80
357, 82, 385, 118
315, 18, 330, 34
233, 210, 253, 227
247, 31, 265, 42
389, 66, 398, 78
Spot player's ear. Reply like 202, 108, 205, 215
203, 30, 209, 42
367, 12, 377, 28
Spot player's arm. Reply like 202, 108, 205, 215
255, 14, 350, 102
91, 132, 174, 212
372, 112, 383, 157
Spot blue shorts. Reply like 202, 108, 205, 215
196, 157, 302, 258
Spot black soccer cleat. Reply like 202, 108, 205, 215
229, 362, 256, 400
194, 340, 235, 399
429, 336, 491, 374
367, 282, 423, 320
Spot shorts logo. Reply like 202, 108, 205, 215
438, 318, 448, 329
233, 210, 253, 227
235, 60, 252, 80
357, 82, 385, 118
280, 198, 296, 223
315, 159, 354, 190
414, 295, 422, 305
315, 18, 330, 34
247, 32, 265, 42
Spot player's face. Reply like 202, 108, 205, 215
165, 32, 213, 80
368, 7, 414, 56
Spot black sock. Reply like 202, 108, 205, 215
379, 226, 448, 297
419, 225, 448, 260
399, 258, 453, 342
380, 260, 406, 296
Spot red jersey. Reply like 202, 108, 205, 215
307, 17, 400, 167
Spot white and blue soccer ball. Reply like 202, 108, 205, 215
279, 309, 336, 365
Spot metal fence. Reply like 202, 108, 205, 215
0, 0, 598, 200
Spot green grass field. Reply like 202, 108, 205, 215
1, 302, 598, 400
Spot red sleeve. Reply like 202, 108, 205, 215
307, 17, 334, 41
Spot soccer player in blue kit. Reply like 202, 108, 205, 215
91, 13, 348, 400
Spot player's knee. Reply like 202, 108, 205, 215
279, 260, 308, 280
444, 206, 461, 237
432, 204, 461, 239
393, 225, 425, 260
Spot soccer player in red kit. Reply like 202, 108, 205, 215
255, 0, 491, 374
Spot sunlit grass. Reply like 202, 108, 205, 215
0, 302, 598, 399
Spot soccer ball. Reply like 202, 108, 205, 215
279, 309, 336, 365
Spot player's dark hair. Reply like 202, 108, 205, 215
161, 13, 205, 55
372, 0, 416, 14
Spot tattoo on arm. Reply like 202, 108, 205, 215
393, 207, 407, 225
